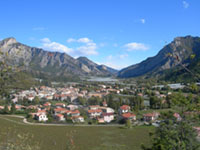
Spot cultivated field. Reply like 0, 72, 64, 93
0, 116, 153, 150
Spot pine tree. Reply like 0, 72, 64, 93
10, 103, 16, 114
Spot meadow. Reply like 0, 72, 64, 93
0, 115, 153, 150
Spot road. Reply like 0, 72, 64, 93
0, 115, 124, 127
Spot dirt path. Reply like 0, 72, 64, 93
0, 115, 124, 127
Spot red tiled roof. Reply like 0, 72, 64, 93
143, 112, 159, 117
71, 110, 80, 114
56, 114, 64, 118
88, 109, 102, 113
89, 105, 100, 108
55, 103, 65, 106
102, 113, 114, 116
120, 105, 130, 110
60, 94, 68, 97
71, 116, 83, 119
43, 102, 51, 106
173, 113, 180, 118
54, 94, 60, 98
122, 113, 136, 119
54, 108, 67, 112
37, 110, 46, 113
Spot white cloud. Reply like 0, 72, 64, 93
41, 38, 73, 54
67, 38, 76, 43
124, 42, 149, 51
67, 37, 98, 56
77, 37, 92, 43
100, 54, 129, 69
41, 38, 51, 43
76, 42, 98, 55
41, 37, 98, 57
140, 19, 146, 24
67, 37, 92, 43
183, 1, 189, 8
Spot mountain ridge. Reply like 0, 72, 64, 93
118, 35, 200, 80
0, 37, 117, 80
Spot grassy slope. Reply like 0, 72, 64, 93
0, 116, 153, 150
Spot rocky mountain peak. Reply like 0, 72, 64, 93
1, 37, 17, 46
0, 37, 17, 47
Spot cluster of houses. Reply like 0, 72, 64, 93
11, 85, 123, 104
0, 101, 165, 124
28, 102, 84, 123
27, 103, 162, 123
2, 85, 198, 126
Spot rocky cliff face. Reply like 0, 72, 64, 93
0, 38, 117, 78
118, 36, 200, 78
77, 57, 118, 75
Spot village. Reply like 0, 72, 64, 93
0, 83, 186, 126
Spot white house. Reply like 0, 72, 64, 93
101, 113, 115, 123
67, 105, 78, 111
100, 107, 115, 113
72, 116, 84, 123
11, 97, 18, 103
87, 109, 102, 118
55, 114, 65, 121
55, 103, 66, 108
27, 96, 35, 101
118, 105, 130, 114
35, 113, 48, 122
70, 110, 80, 117
89, 105, 100, 110
143, 112, 160, 122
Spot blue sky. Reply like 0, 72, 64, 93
0, 0, 199, 69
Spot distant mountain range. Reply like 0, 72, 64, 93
0, 38, 117, 80
118, 36, 200, 82
1, 36, 200, 82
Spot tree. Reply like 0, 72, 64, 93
125, 119, 132, 129
150, 96, 161, 109
129, 96, 144, 111
166, 94, 172, 108
189, 83, 199, 94
142, 112, 200, 150
10, 103, 16, 114
33, 96, 40, 105
3, 105, 9, 114
107, 94, 115, 108
88, 96, 101, 105
78, 97, 87, 106
171, 92, 189, 113
0, 59, 12, 99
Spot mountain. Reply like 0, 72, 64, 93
77, 57, 118, 75
118, 36, 200, 80
0, 37, 117, 81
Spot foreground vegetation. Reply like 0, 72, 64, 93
0, 116, 153, 150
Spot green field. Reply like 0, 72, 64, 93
0, 116, 153, 150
